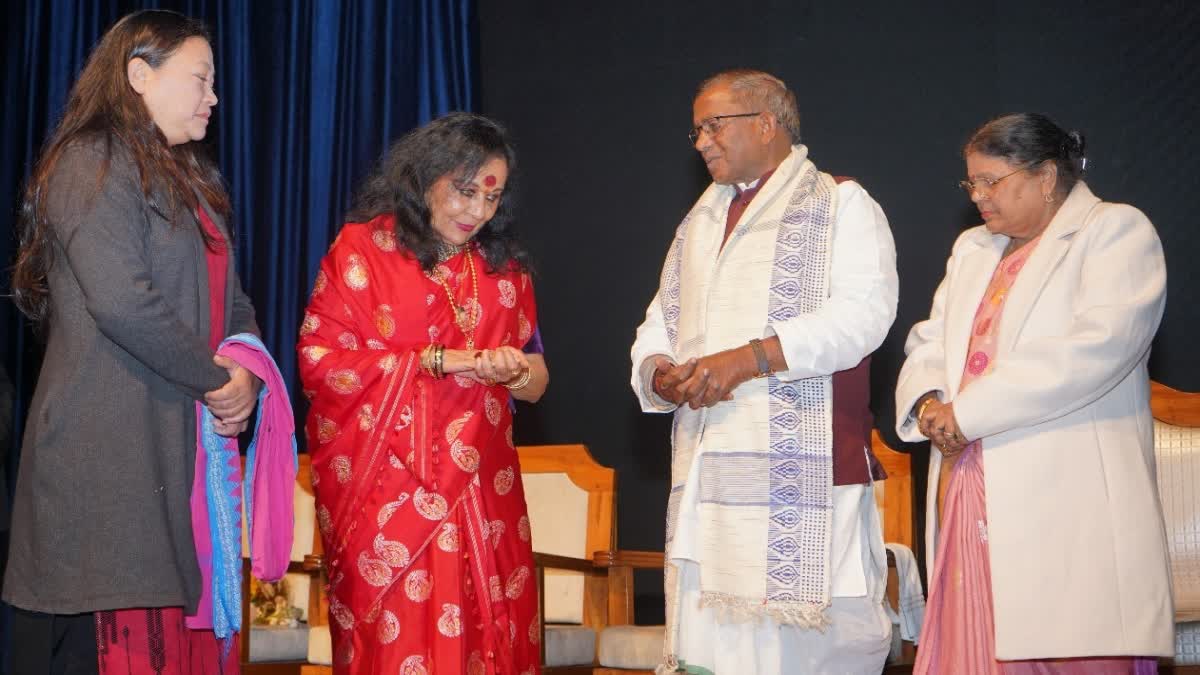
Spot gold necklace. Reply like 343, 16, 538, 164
435, 247, 479, 349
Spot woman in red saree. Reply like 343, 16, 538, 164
298, 113, 548, 674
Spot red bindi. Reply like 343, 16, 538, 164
483, 175, 496, 187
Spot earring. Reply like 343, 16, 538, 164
1043, 193, 1054, 203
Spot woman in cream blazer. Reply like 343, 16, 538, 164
896, 113, 1172, 669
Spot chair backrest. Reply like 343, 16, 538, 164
241, 453, 322, 621
517, 444, 615, 626
871, 430, 914, 551
1151, 381, 1200, 622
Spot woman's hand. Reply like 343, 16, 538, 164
441, 347, 530, 385
473, 347, 530, 385
918, 399, 969, 457
441, 348, 481, 375
205, 354, 261, 424
212, 418, 249, 438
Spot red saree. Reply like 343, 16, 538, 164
298, 217, 541, 675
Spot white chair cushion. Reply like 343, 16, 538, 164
291, 482, 316, 561
1155, 420, 1200, 620
545, 624, 596, 667
598, 625, 664, 669
307, 624, 333, 666
523, 472, 589, 623
242, 482, 315, 560
311, 621, 588, 667
1177, 621, 1200, 665
283, 571, 311, 622
247, 625, 309, 662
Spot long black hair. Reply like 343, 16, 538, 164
348, 112, 529, 273
13, 10, 227, 324
965, 112, 1087, 196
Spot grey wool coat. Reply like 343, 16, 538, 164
3, 137, 259, 614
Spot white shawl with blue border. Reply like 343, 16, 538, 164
658, 148, 837, 658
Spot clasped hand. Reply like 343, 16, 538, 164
651, 349, 754, 410
443, 346, 530, 385
205, 354, 262, 437
917, 398, 970, 457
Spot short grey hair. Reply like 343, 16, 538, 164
698, 69, 801, 143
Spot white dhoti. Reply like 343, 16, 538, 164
672, 480, 891, 675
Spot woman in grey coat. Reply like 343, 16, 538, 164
4, 10, 260, 673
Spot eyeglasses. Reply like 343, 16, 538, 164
958, 162, 1040, 196
688, 112, 761, 145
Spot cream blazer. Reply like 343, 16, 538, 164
895, 181, 1173, 658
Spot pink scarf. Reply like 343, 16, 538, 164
187, 335, 297, 634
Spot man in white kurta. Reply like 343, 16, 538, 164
630, 70, 899, 674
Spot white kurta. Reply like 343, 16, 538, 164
631, 146, 898, 673
894, 182, 1174, 659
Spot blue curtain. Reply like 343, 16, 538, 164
0, 0, 476, 664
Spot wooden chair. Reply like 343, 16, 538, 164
589, 548, 662, 675
873, 430, 914, 550
283, 440, 915, 673
518, 443, 663, 674
518, 444, 618, 674
292, 444, 621, 674
872, 430, 920, 670
524, 439, 919, 675
239, 452, 330, 675
1150, 381, 1200, 674
297, 551, 330, 675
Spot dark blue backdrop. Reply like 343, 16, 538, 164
0, 1, 478, 666
0, 0, 478, 490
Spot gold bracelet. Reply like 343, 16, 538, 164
420, 344, 436, 377
434, 344, 445, 379
503, 368, 532, 391
916, 395, 936, 420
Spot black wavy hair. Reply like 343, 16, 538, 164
348, 112, 529, 273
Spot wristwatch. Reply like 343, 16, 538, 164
749, 338, 772, 378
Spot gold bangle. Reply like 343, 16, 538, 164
503, 368, 532, 391
916, 396, 935, 420
435, 344, 445, 379
420, 344, 435, 376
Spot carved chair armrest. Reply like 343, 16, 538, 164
534, 551, 602, 574
531, 551, 608, 667
302, 554, 325, 575
592, 550, 665, 569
